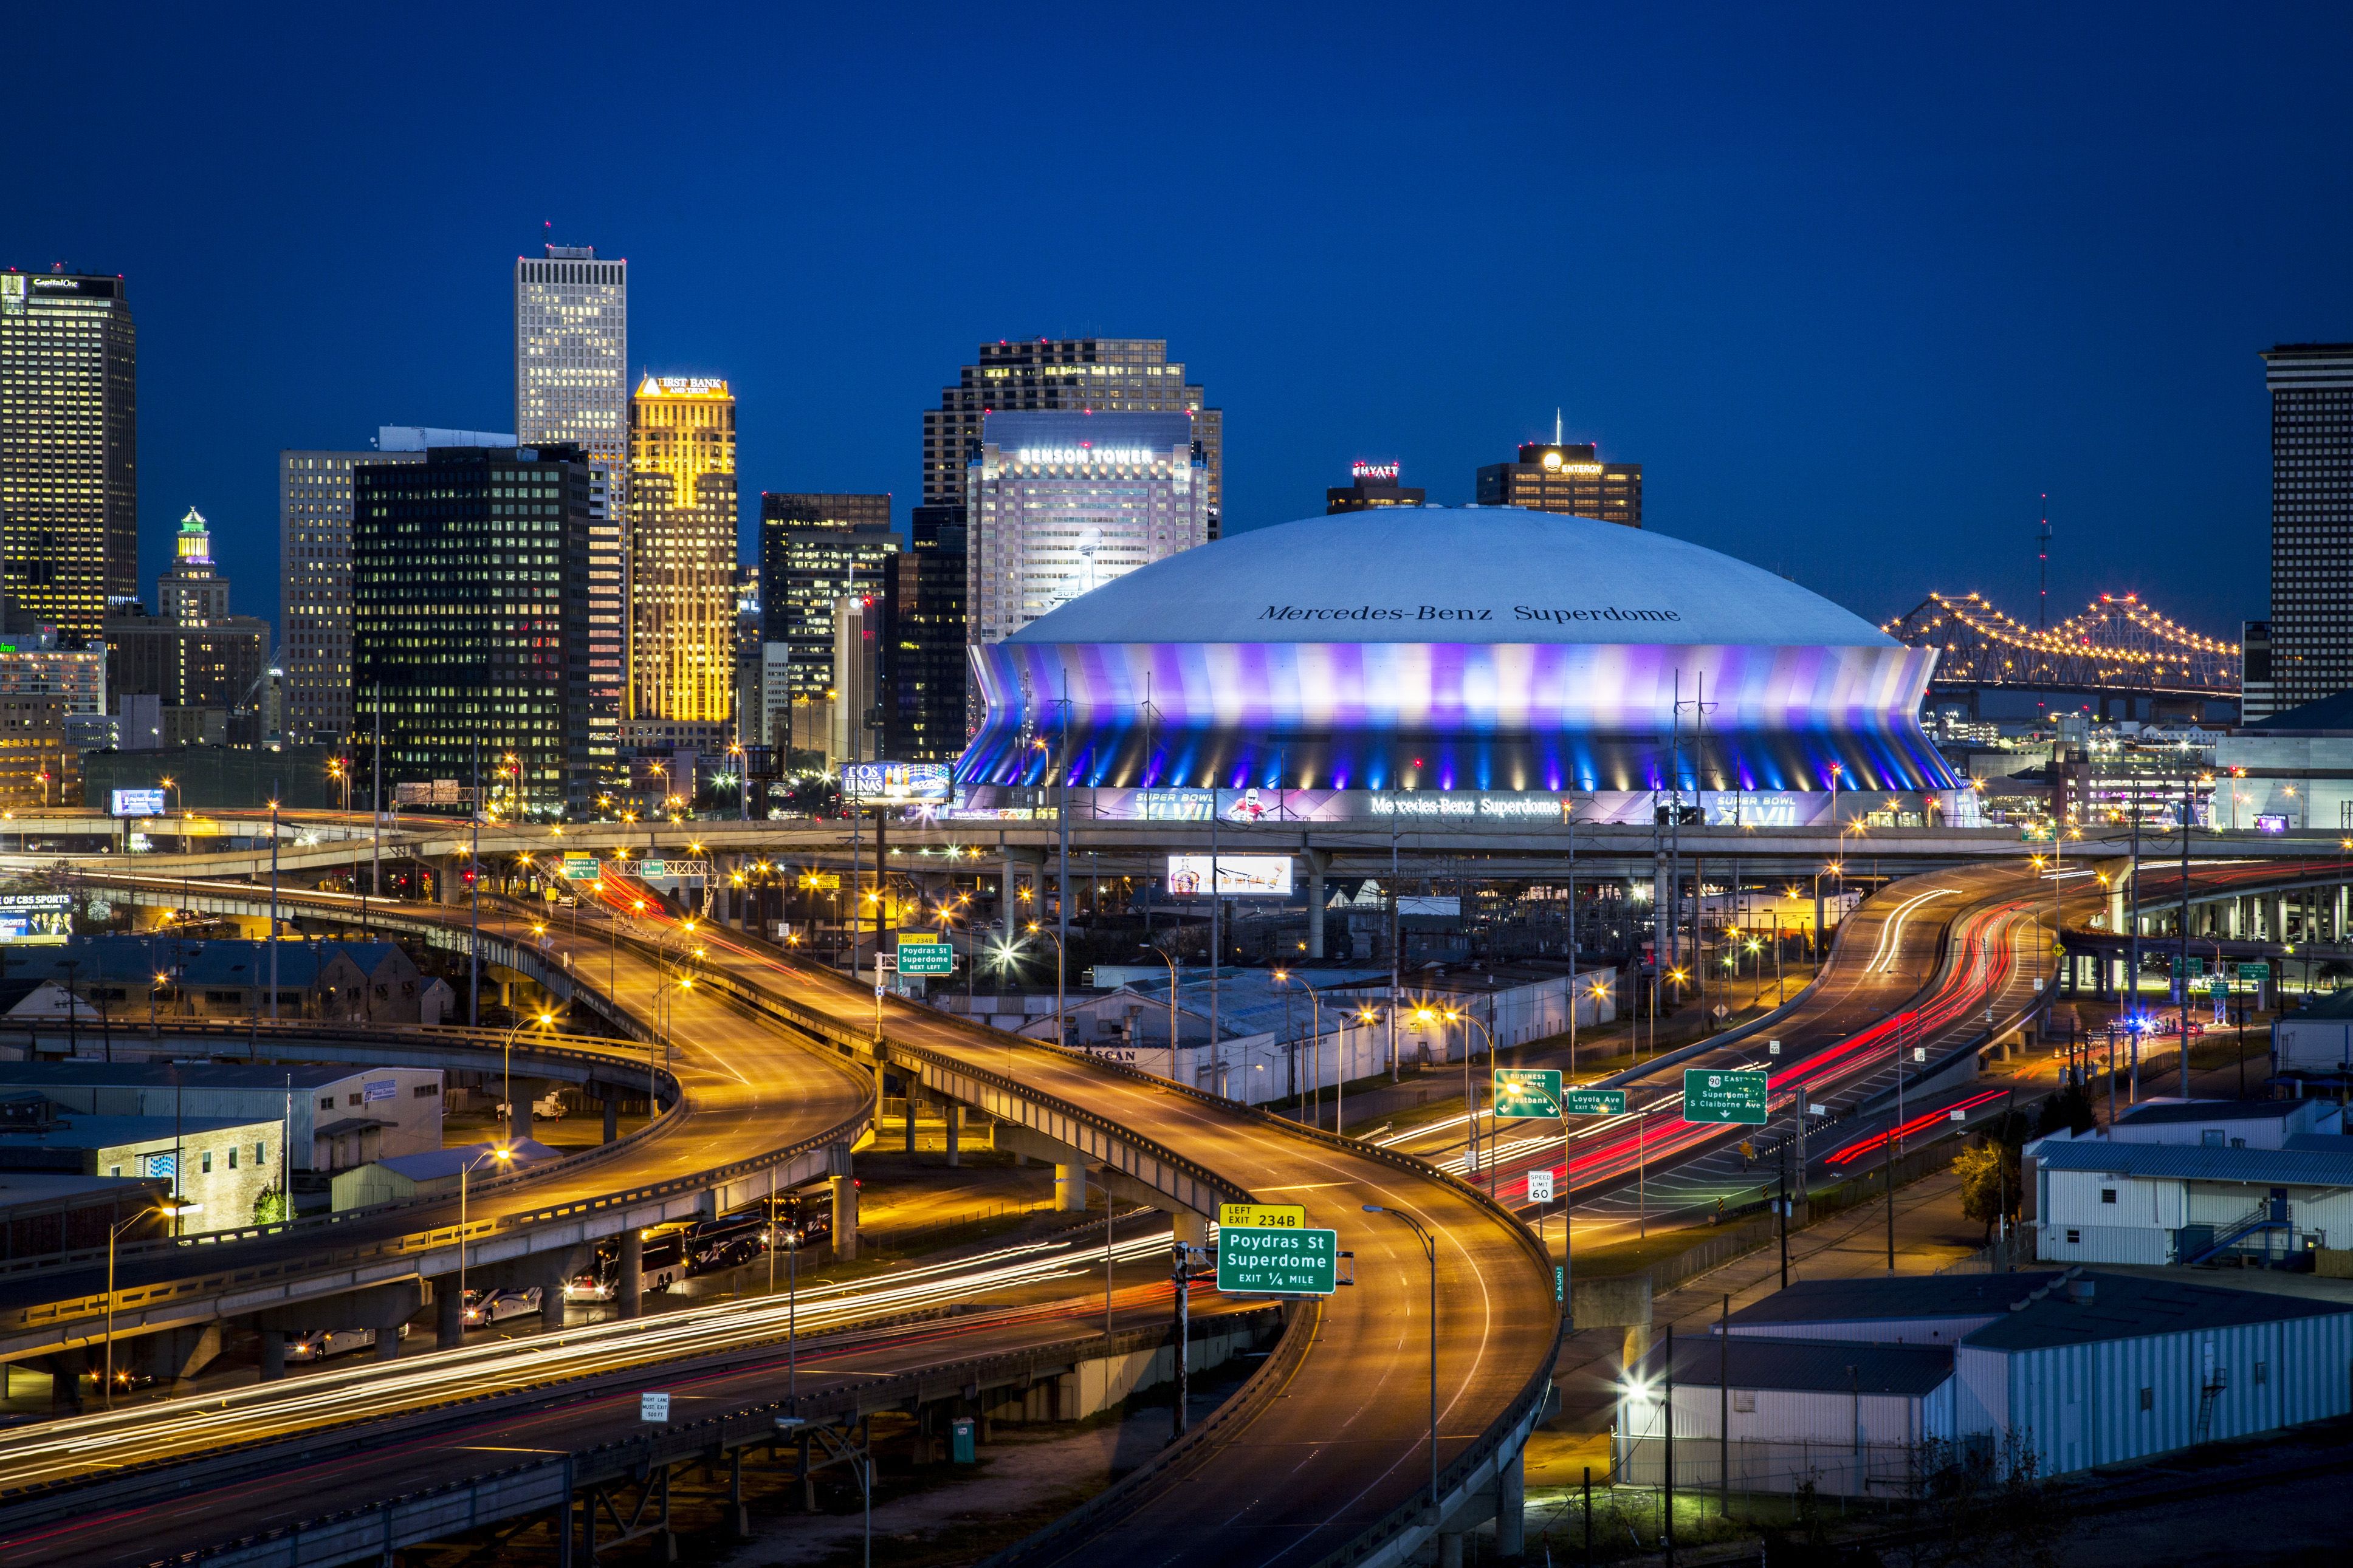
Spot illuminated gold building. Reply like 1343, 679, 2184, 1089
627, 377, 737, 726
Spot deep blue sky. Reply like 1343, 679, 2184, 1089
6, 4, 2346, 648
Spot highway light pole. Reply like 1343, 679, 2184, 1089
456, 1145, 513, 1336
1363, 1204, 1438, 1512
105, 1200, 193, 1409
1139, 943, 1179, 1083
1028, 922, 1064, 1050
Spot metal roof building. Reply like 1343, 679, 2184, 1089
1638, 1268, 2353, 1489
2030, 1134, 2353, 1267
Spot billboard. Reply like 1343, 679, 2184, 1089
109, 789, 168, 818
0, 892, 71, 945
842, 762, 953, 803
1167, 855, 1294, 897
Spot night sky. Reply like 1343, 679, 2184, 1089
6, 4, 2346, 648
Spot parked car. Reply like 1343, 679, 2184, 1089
493, 1092, 567, 1121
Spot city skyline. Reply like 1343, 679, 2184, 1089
10, 7, 2346, 656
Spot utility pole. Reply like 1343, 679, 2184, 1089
369, 682, 382, 925
2180, 773, 2193, 1098
469, 738, 480, 1027
267, 782, 281, 1021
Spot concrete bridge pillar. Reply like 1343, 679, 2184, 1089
1496, 1446, 1527, 1560
1304, 849, 1331, 959
1054, 1162, 1087, 1213
830, 1141, 859, 1261
436, 1273, 465, 1349
258, 1329, 286, 1382
436, 857, 462, 906
618, 1228, 644, 1320
945, 1101, 961, 1168
507, 1083, 534, 1146
603, 1095, 619, 1145
43, 1349, 86, 1411
1173, 1210, 1209, 1247
1437, 1533, 1464, 1568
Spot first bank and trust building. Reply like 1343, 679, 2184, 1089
957, 507, 1957, 813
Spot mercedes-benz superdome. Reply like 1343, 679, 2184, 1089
957, 507, 1960, 820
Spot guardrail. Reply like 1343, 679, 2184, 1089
138, 1307, 1285, 1568
0, 882, 874, 1340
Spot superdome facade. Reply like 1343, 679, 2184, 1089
960, 508, 1957, 794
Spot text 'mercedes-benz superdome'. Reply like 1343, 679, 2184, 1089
959, 507, 1957, 794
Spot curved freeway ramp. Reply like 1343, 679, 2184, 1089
0, 877, 873, 1366
602, 885, 1562, 1568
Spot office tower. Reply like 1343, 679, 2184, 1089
2255, 343, 2353, 719
759, 493, 896, 754
2241, 620, 2273, 724
352, 445, 618, 815
730, 563, 764, 756
924, 338, 1221, 539
0, 269, 137, 644
625, 377, 736, 742
829, 592, 880, 769
514, 246, 628, 475
1475, 440, 1641, 528
965, 410, 1209, 648
1326, 460, 1426, 513
104, 507, 271, 729
278, 429, 512, 747
884, 507, 968, 762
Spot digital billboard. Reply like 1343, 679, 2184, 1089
842, 762, 953, 803
1167, 855, 1294, 897
110, 789, 168, 817
0, 892, 72, 944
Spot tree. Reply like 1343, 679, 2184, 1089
2033, 1081, 2094, 1138
1954, 1140, 2019, 1242
1891, 1434, 2074, 1568
252, 1185, 290, 1225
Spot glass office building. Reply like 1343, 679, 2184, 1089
352, 445, 619, 815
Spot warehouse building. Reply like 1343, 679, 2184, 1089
0, 1062, 443, 1176
1620, 1270, 2353, 1492
2029, 1134, 2353, 1266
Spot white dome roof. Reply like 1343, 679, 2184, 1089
1008, 507, 1891, 648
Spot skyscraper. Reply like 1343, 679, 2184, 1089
883, 507, 968, 762
759, 493, 896, 755
352, 445, 619, 816
2254, 343, 2353, 719
923, 339, 1221, 539
105, 507, 270, 727
280, 428, 511, 746
1475, 440, 1641, 528
965, 410, 1209, 649
514, 246, 628, 474
0, 269, 136, 644
625, 377, 737, 738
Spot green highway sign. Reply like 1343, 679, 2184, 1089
638, 859, 667, 878
1215, 1224, 1339, 1296
2171, 956, 2205, 977
560, 854, 598, 881
1683, 1068, 1770, 1126
1564, 1087, 1628, 1115
895, 936, 954, 976
2236, 962, 2270, 981
1492, 1067, 1564, 1117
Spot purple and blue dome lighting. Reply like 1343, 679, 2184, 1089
958, 507, 1958, 795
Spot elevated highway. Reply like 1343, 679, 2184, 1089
0, 878, 874, 1371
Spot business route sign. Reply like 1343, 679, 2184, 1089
1682, 1068, 1770, 1126
1215, 1224, 1338, 1296
1491, 1067, 1564, 1117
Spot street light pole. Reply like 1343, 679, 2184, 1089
1028, 922, 1065, 1050
1140, 943, 1180, 1083
1364, 1205, 1437, 1510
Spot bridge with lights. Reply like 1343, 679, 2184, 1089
1883, 591, 2241, 718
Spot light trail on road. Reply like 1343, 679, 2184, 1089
0, 1226, 1180, 1490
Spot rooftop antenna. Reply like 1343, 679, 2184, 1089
1554, 408, 1564, 445
2036, 495, 2051, 632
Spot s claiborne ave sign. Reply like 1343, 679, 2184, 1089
1255, 604, 1683, 625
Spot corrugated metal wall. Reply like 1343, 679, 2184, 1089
2036, 1223, 2173, 1265
2000, 1310, 2353, 1475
